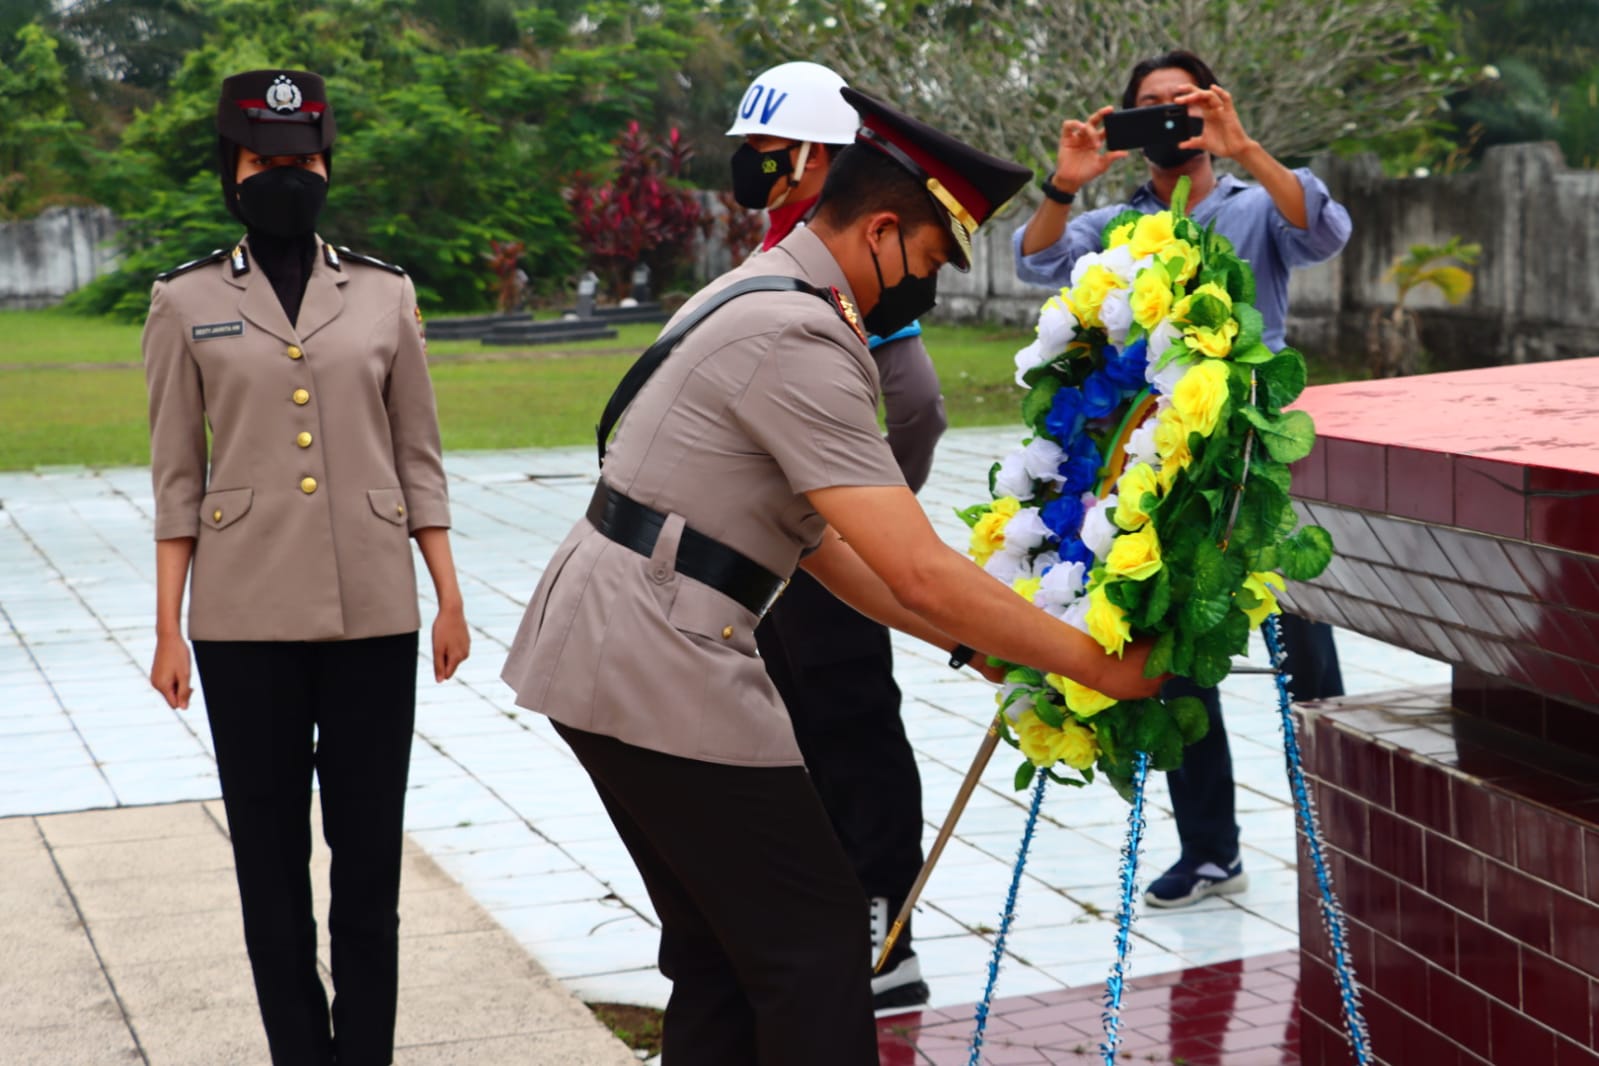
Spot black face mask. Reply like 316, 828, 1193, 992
1143, 142, 1205, 170
864, 228, 938, 338
730, 143, 794, 210
235, 166, 327, 238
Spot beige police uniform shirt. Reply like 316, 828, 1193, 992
142, 237, 450, 643
500, 227, 907, 766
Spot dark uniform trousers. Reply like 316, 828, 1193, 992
1163, 614, 1344, 864
553, 722, 880, 1066
755, 570, 924, 931
193, 632, 418, 1066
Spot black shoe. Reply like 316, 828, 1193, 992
869, 896, 929, 1010
1144, 856, 1248, 909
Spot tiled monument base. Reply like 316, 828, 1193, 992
877, 950, 1305, 1065
1297, 685, 1599, 1065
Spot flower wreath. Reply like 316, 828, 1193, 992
960, 178, 1334, 800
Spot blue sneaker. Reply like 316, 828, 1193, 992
1144, 857, 1248, 908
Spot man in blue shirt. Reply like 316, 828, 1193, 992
1013, 50, 1351, 907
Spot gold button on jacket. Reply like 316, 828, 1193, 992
142, 234, 451, 642
286, 344, 303, 360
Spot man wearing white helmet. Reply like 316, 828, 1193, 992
727, 61, 947, 1010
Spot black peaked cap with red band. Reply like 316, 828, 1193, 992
216, 69, 336, 157
841, 87, 1031, 270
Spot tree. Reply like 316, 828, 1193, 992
0, 22, 89, 219
728, 0, 1467, 203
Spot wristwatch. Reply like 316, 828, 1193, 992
949, 644, 976, 670
1039, 177, 1077, 205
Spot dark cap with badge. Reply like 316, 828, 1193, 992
216, 69, 336, 157
841, 87, 1031, 271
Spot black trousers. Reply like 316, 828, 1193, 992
193, 633, 418, 1066
755, 570, 924, 923
554, 722, 879, 1066
1163, 615, 1344, 864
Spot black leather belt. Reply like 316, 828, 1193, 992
586, 483, 788, 618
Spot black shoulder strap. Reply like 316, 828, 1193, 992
155, 248, 226, 283
596, 275, 825, 466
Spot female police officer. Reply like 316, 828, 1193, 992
141, 69, 469, 1066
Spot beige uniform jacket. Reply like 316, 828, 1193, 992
501, 228, 907, 766
142, 237, 450, 643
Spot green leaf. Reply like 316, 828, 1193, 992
1191, 539, 1231, 599
1033, 697, 1065, 729
1014, 760, 1037, 791
986, 460, 1002, 497
1240, 407, 1317, 464
1257, 350, 1308, 409
1168, 696, 1211, 744
1146, 628, 1175, 677
1102, 209, 1144, 245
1232, 304, 1264, 355
1172, 625, 1196, 675
1105, 577, 1144, 612
1169, 175, 1192, 217
1182, 593, 1232, 633
955, 502, 990, 529
1021, 376, 1063, 435
1140, 567, 1173, 628
1251, 460, 1293, 497
1231, 341, 1275, 365
1005, 665, 1045, 688
1280, 525, 1336, 580
1185, 293, 1231, 330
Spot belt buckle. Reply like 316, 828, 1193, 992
756, 577, 790, 619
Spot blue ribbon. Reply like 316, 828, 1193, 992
1265, 615, 1372, 1064
967, 771, 1049, 1066
1099, 749, 1150, 1064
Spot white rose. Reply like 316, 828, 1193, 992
1034, 299, 1075, 356
1013, 337, 1052, 387
1081, 494, 1120, 560
1098, 244, 1137, 284
984, 548, 1027, 586
993, 450, 1036, 501
1003, 506, 1053, 554
1100, 288, 1133, 345
1021, 437, 1067, 487
1060, 596, 1093, 636
1034, 559, 1088, 613
998, 684, 1035, 723
1068, 250, 1105, 289
1146, 317, 1184, 362
1124, 415, 1161, 471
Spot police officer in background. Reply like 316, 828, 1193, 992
728, 60, 946, 1007
142, 69, 470, 1065
502, 88, 1164, 1066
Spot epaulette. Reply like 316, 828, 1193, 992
827, 286, 869, 347
155, 248, 227, 283
335, 246, 406, 276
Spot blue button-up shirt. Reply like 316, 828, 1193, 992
1012, 169, 1351, 352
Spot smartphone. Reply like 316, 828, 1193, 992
1102, 105, 1203, 151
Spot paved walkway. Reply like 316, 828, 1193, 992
0, 429, 1449, 1061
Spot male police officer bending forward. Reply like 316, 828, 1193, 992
501, 89, 1163, 1066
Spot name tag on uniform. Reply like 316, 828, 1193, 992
192, 321, 244, 341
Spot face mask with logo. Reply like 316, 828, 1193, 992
1143, 142, 1205, 170
235, 166, 328, 238
729, 143, 796, 210
863, 227, 938, 337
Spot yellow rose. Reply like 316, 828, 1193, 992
1154, 406, 1194, 468
1240, 571, 1286, 627
1192, 281, 1234, 312
970, 496, 1021, 566
1084, 583, 1131, 656
1129, 212, 1177, 259
1015, 710, 1101, 770
1046, 672, 1118, 717
1106, 525, 1162, 581
1170, 360, 1230, 437
1130, 269, 1175, 332
1158, 240, 1201, 285
1013, 575, 1043, 603
1113, 462, 1160, 531
1185, 325, 1233, 359
1106, 220, 1135, 249
1068, 264, 1127, 329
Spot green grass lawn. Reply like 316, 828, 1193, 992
0, 310, 1034, 471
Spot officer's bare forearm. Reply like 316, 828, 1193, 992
801, 528, 960, 653
413, 527, 464, 613
154, 537, 194, 637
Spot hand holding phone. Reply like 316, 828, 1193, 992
1102, 105, 1204, 152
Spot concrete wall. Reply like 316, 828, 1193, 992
0, 206, 123, 310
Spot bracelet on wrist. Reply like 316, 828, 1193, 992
948, 644, 976, 670
1039, 177, 1077, 205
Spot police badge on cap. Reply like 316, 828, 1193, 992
216, 69, 337, 157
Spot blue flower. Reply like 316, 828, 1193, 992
1103, 337, 1149, 392
1041, 494, 1085, 541
1044, 386, 1085, 444
1058, 537, 1096, 570
1058, 436, 1103, 494
1082, 371, 1121, 419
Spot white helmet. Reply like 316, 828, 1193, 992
725, 62, 861, 145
